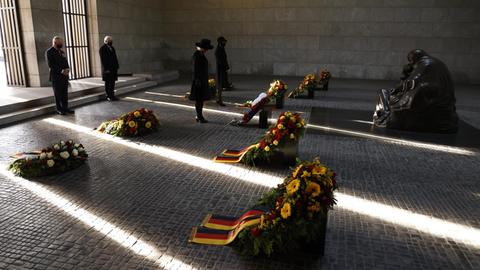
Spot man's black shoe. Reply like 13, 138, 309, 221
56, 110, 66, 115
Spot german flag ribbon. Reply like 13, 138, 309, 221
189, 207, 270, 245
189, 216, 262, 245
201, 209, 265, 230
213, 145, 256, 163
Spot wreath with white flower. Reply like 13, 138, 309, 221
9, 140, 88, 178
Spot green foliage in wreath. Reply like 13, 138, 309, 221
233, 158, 338, 256
9, 140, 88, 178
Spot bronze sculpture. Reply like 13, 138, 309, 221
373, 49, 458, 133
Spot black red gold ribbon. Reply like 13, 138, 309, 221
213, 145, 255, 163
189, 208, 268, 246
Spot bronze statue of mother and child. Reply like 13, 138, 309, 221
373, 49, 459, 134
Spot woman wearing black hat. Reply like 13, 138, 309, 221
191, 39, 214, 123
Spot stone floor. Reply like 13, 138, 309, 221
0, 75, 479, 270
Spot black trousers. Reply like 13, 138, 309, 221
105, 79, 116, 98
52, 78, 69, 112
195, 99, 204, 119
216, 68, 228, 102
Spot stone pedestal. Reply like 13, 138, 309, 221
275, 95, 284, 109
308, 88, 315, 99
271, 142, 298, 166
301, 212, 328, 257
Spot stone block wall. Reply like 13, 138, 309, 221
91, 0, 166, 77
157, 0, 480, 83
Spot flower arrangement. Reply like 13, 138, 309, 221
319, 69, 331, 83
208, 78, 216, 89
208, 77, 217, 98
97, 108, 159, 137
9, 140, 88, 178
235, 158, 337, 256
288, 73, 318, 98
242, 111, 305, 165
267, 80, 288, 99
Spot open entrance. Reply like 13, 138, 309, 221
61, 0, 90, 80
0, 0, 26, 87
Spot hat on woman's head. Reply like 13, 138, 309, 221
217, 36, 227, 43
196, 39, 214, 50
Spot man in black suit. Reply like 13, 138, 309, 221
46, 36, 73, 115
215, 36, 231, 107
100, 36, 120, 101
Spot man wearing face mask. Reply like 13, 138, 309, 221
100, 36, 120, 101
46, 36, 73, 115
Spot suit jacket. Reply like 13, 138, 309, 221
46, 47, 69, 82
215, 45, 229, 70
190, 50, 210, 101
100, 44, 119, 81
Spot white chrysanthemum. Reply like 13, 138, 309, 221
53, 144, 60, 150
39, 153, 47, 160
72, 149, 78, 157
78, 147, 85, 152
47, 159, 55, 168
47, 152, 53, 159
59, 151, 70, 159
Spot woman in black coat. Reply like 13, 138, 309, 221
191, 39, 214, 123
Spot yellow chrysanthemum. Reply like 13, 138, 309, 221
290, 117, 296, 123
296, 123, 303, 128
280, 116, 286, 120
273, 140, 279, 146
128, 121, 136, 128
145, 121, 152, 129
280, 203, 291, 219
277, 124, 284, 129
292, 164, 303, 178
133, 111, 141, 117
306, 182, 321, 197
118, 120, 124, 127
301, 170, 311, 178
264, 146, 270, 152
286, 179, 300, 195
290, 133, 295, 140
312, 166, 327, 175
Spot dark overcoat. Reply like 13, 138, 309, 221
46, 47, 69, 82
100, 44, 119, 81
191, 50, 210, 101
215, 45, 229, 71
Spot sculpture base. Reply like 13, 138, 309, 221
270, 142, 298, 167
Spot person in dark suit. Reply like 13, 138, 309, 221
46, 36, 73, 115
215, 36, 229, 106
191, 39, 214, 123
100, 36, 120, 101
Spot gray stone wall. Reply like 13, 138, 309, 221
158, 0, 480, 83
92, 0, 165, 77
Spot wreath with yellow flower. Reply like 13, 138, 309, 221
9, 140, 88, 178
97, 108, 160, 137
267, 80, 288, 99
235, 158, 337, 256
288, 73, 318, 98
242, 111, 305, 166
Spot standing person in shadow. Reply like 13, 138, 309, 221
46, 36, 73, 115
100, 36, 120, 101
191, 39, 214, 123
215, 36, 229, 106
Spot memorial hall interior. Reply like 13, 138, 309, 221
0, 0, 479, 270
